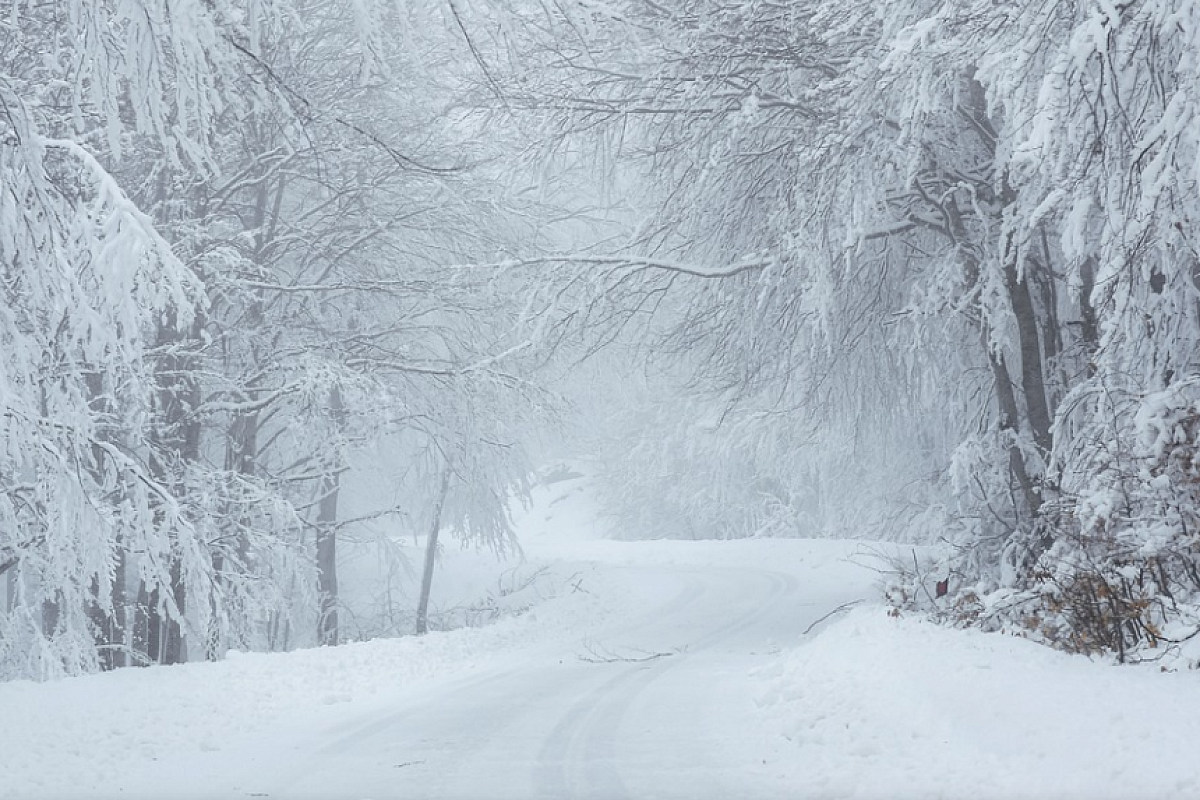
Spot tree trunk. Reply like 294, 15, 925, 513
87, 567, 126, 670
1004, 261, 1054, 456
162, 559, 187, 664
134, 582, 157, 664
4, 566, 15, 616
316, 386, 345, 647
415, 466, 453, 636
109, 554, 128, 669
986, 345, 1043, 519
84, 369, 127, 669
950, 71, 1056, 526
208, 404, 260, 659
140, 314, 202, 666
4, 565, 13, 612
41, 594, 59, 639
1079, 256, 1100, 376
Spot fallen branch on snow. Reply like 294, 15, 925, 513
577, 640, 682, 664
802, 599, 864, 635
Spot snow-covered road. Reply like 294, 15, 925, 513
9, 473, 1200, 800
118, 554, 860, 800
3, 472, 880, 800
243, 566, 814, 799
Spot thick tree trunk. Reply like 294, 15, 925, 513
133, 582, 156, 664
84, 369, 127, 669
415, 467, 453, 636
41, 594, 59, 639
162, 560, 187, 664
987, 346, 1043, 519
207, 406, 260, 659
943, 198, 1045, 521
1004, 261, 1054, 456
139, 315, 202, 666
949, 72, 1057, 527
87, 566, 126, 670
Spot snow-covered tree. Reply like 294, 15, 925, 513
0, 0, 562, 679
487, 0, 1200, 660
0, 0, 273, 677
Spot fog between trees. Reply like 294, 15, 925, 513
2, 1, 1198, 678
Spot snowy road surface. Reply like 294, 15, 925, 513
7, 474, 1200, 800
210, 563, 833, 800
112, 548, 863, 800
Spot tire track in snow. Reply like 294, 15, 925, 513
258, 565, 713, 798
534, 566, 796, 799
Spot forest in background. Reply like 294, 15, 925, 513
2, 0, 1199, 679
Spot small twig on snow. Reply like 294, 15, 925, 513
802, 599, 865, 635
577, 639, 679, 663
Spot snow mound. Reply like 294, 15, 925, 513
757, 606, 1200, 800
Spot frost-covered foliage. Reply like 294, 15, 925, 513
497, 0, 1200, 660
878, 0, 1200, 662
0, 0, 550, 680
0, 0, 268, 678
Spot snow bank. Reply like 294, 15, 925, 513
10, 462, 1195, 800
0, 557, 637, 800
757, 607, 1200, 800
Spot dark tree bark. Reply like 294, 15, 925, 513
138, 313, 203, 666
1004, 260, 1054, 457
941, 72, 1056, 526
84, 369, 127, 669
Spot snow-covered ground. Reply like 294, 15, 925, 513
3, 471, 1200, 800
